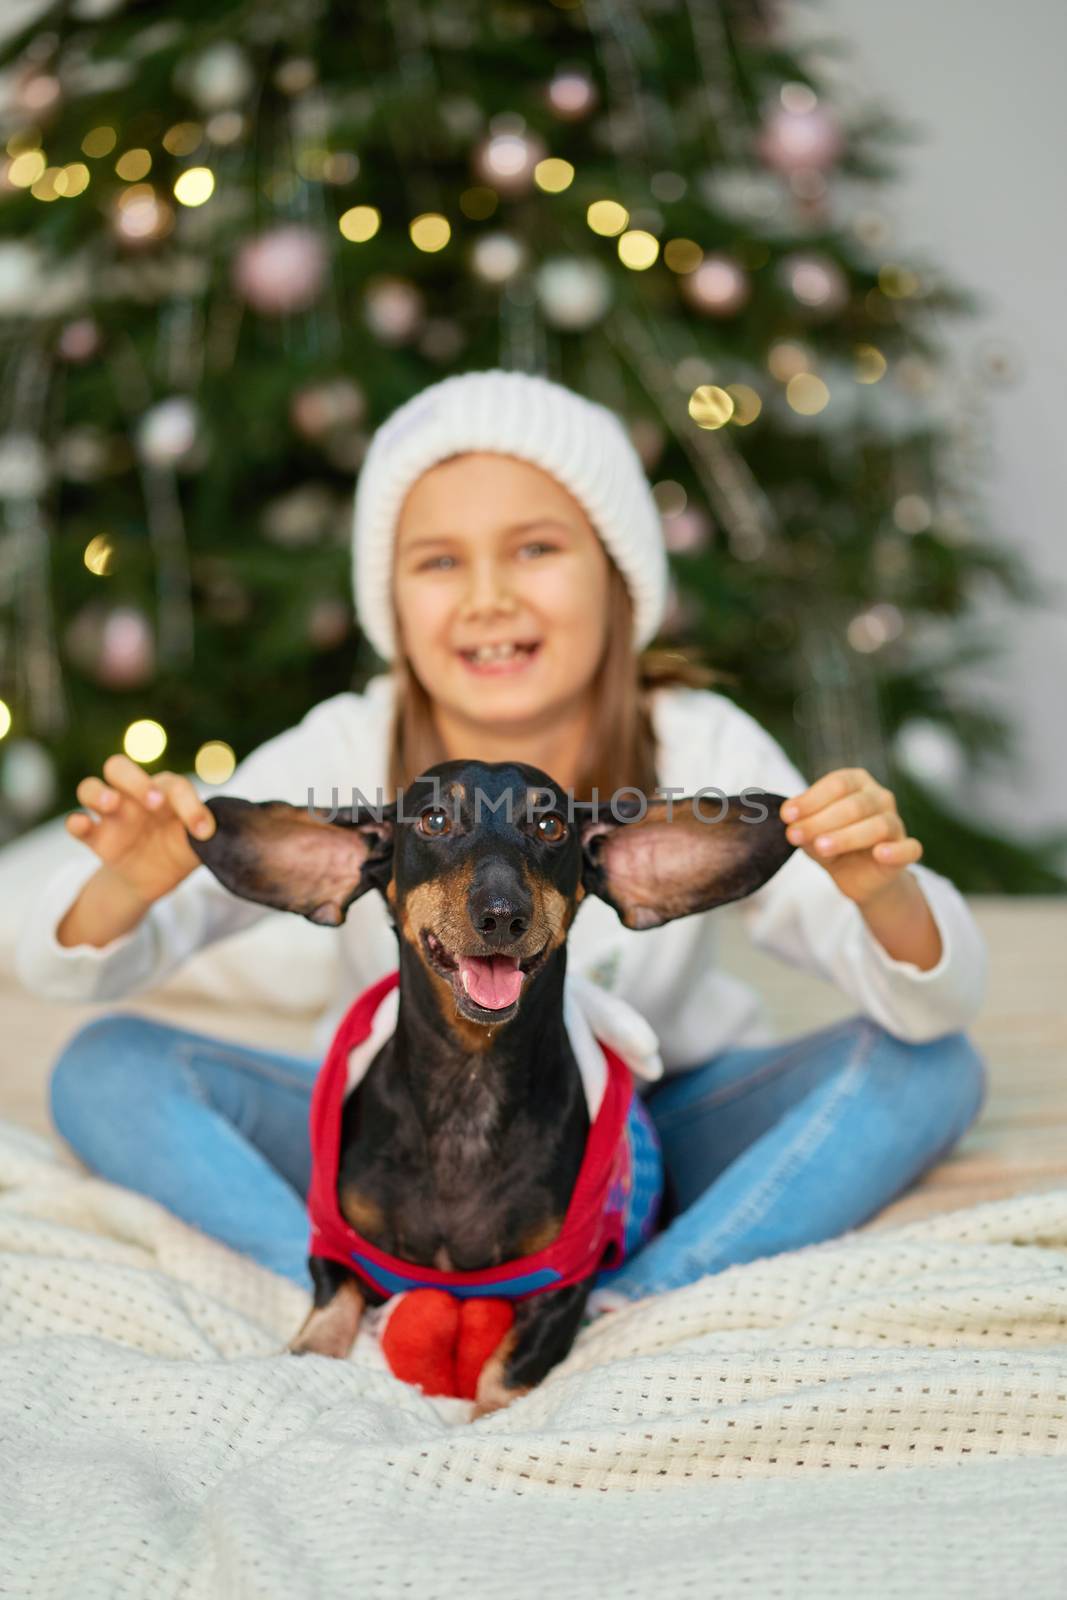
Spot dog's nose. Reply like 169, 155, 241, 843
468, 884, 531, 947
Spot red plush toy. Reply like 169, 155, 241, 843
379, 1289, 516, 1399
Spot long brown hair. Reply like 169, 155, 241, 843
385, 556, 733, 803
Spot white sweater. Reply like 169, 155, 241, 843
14, 674, 988, 1072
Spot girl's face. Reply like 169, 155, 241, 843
393, 452, 611, 728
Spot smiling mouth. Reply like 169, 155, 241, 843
457, 640, 542, 670
421, 928, 548, 1021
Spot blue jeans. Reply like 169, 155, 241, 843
46, 1010, 987, 1301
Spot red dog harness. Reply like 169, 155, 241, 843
306, 969, 650, 1300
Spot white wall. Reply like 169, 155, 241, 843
792, 0, 1067, 860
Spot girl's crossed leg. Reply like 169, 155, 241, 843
49, 1014, 320, 1290
605, 1012, 987, 1301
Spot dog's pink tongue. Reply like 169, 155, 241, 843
459, 954, 523, 1010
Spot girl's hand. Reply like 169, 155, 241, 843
778, 767, 922, 906
66, 753, 217, 908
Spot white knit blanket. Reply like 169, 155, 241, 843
2, 1116, 1066, 1599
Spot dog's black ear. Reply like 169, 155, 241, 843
187, 797, 397, 927
576, 791, 795, 930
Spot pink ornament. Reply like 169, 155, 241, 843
18, 72, 61, 116
546, 70, 598, 120
113, 189, 174, 246
274, 57, 316, 96
778, 251, 848, 316
66, 602, 155, 689
681, 254, 750, 317
232, 225, 327, 316
363, 276, 424, 344
472, 129, 546, 196
758, 103, 843, 174
471, 232, 526, 284
663, 509, 710, 553
290, 379, 366, 441
57, 319, 101, 363
97, 605, 155, 689
307, 597, 351, 650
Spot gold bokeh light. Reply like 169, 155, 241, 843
58, 163, 90, 197
173, 167, 215, 207
767, 341, 810, 382
618, 229, 659, 270
587, 199, 629, 237
339, 205, 380, 242
534, 158, 574, 193
688, 385, 734, 430
163, 123, 202, 157
83, 536, 114, 576
195, 741, 236, 784
124, 719, 167, 763
7, 151, 46, 187
854, 344, 888, 384
664, 238, 703, 274
81, 126, 116, 158
785, 373, 830, 415
409, 213, 451, 252
725, 384, 762, 425
30, 166, 63, 202
115, 148, 152, 182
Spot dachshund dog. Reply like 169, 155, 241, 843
188, 761, 794, 1414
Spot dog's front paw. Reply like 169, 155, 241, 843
286, 1324, 350, 1359
471, 1339, 531, 1419
286, 1279, 365, 1359
470, 1380, 531, 1419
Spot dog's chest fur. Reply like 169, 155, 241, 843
335, 1035, 589, 1274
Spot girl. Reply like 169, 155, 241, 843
17, 369, 988, 1303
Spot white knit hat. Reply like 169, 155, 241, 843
351, 368, 669, 662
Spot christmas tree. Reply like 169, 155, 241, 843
0, 0, 1061, 888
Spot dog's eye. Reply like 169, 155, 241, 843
537, 815, 567, 843
418, 808, 452, 837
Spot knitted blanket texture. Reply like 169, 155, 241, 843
1, 1116, 1065, 1598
